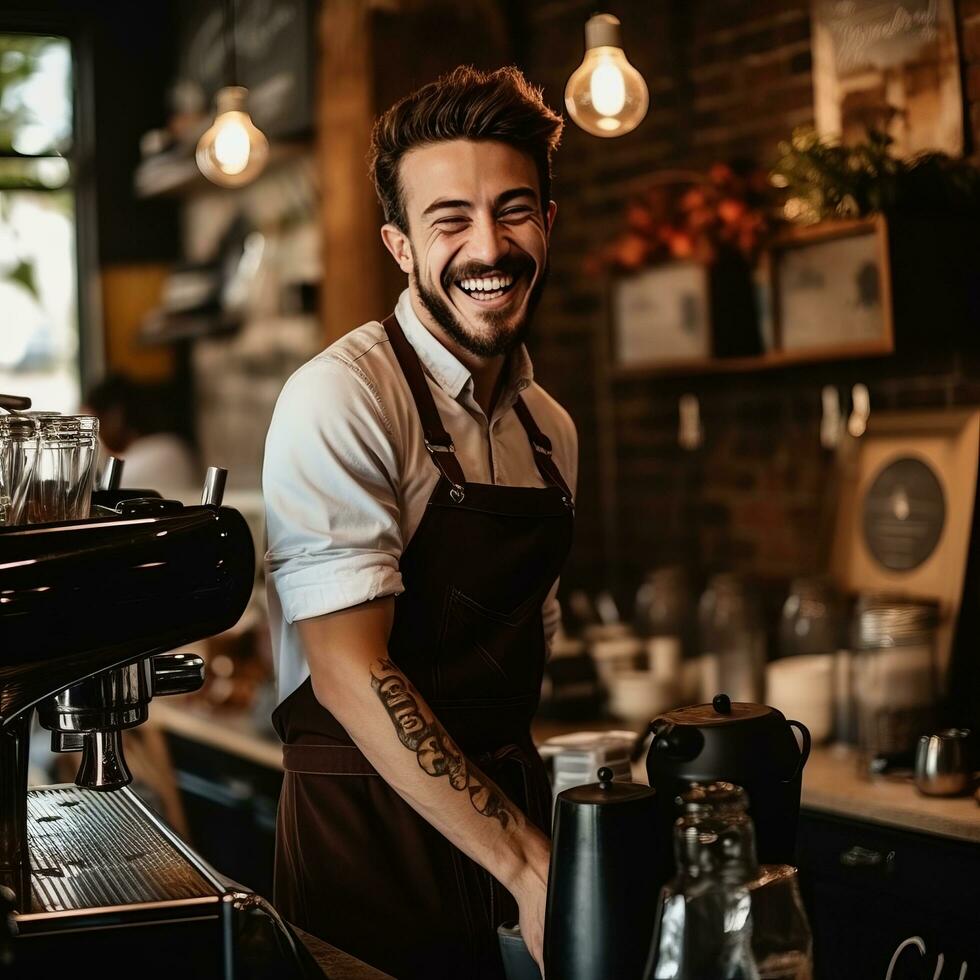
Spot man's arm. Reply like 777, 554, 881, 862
297, 597, 551, 968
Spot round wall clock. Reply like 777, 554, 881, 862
862, 456, 946, 572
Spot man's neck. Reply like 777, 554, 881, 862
408, 290, 507, 416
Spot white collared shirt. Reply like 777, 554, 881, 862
263, 290, 578, 702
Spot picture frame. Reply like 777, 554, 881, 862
770, 215, 894, 358
610, 262, 711, 370
811, 0, 964, 158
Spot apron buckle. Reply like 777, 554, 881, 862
449, 485, 465, 503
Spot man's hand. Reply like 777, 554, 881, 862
506, 832, 551, 975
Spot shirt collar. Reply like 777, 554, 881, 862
394, 289, 534, 405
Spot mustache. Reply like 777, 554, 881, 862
442, 255, 535, 290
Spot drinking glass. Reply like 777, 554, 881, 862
26, 415, 99, 524
0, 414, 39, 526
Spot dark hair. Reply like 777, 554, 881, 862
369, 65, 563, 231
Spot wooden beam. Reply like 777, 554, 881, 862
317, 0, 385, 343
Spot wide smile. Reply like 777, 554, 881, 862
451, 272, 527, 312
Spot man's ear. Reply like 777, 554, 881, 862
380, 223, 414, 275
544, 200, 558, 243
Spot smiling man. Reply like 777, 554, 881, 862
263, 67, 576, 979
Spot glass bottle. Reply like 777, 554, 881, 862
698, 574, 766, 703
646, 782, 812, 980
635, 566, 695, 693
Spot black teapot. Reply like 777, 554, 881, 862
646, 694, 811, 876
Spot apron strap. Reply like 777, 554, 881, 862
513, 396, 574, 502
382, 312, 572, 505
383, 314, 468, 501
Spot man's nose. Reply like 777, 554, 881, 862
466, 214, 509, 267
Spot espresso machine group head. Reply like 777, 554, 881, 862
0, 462, 319, 978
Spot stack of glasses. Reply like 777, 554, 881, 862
0, 409, 99, 527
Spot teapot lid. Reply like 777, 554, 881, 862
557, 766, 655, 806
660, 693, 775, 727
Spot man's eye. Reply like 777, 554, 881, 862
436, 217, 468, 228
500, 208, 533, 221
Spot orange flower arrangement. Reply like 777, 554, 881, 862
584, 163, 774, 276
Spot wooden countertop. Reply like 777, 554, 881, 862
148, 701, 980, 843
148, 697, 284, 771
801, 744, 980, 844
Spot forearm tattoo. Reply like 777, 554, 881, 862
370, 658, 519, 829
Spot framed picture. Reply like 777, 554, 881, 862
771, 216, 893, 357
611, 262, 711, 369
811, 0, 964, 157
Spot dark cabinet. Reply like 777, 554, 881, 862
797, 810, 980, 980
165, 733, 284, 898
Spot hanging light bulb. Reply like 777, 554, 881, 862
196, 86, 269, 187
565, 13, 648, 138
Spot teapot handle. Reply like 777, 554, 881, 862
785, 719, 812, 782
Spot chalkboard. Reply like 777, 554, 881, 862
811, 0, 964, 156
176, 0, 315, 139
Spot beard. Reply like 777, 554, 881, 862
413, 252, 549, 358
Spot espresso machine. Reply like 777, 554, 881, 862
0, 404, 318, 978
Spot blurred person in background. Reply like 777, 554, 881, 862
83, 373, 199, 494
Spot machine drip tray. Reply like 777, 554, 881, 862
25, 784, 218, 914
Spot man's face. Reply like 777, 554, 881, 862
384, 139, 556, 358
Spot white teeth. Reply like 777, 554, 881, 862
456, 274, 515, 294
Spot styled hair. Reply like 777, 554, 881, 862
369, 65, 563, 231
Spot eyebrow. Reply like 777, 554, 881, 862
421, 185, 539, 218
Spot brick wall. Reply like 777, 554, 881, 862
519, 0, 980, 617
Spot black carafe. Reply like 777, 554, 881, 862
544, 767, 662, 980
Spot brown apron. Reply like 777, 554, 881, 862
272, 312, 575, 980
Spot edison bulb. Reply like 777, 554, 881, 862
196, 86, 269, 187
565, 14, 648, 137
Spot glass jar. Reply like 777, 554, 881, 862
852, 595, 939, 773
769, 578, 841, 744
778, 577, 840, 659
646, 782, 812, 980
698, 574, 766, 704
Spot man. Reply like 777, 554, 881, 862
263, 66, 575, 979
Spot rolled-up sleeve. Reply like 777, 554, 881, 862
263, 355, 404, 624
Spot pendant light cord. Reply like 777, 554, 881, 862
224, 0, 237, 87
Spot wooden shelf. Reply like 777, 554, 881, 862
609, 340, 895, 380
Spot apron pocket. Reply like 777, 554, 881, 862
449, 584, 543, 626
436, 587, 545, 701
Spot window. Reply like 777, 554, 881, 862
0, 33, 79, 412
